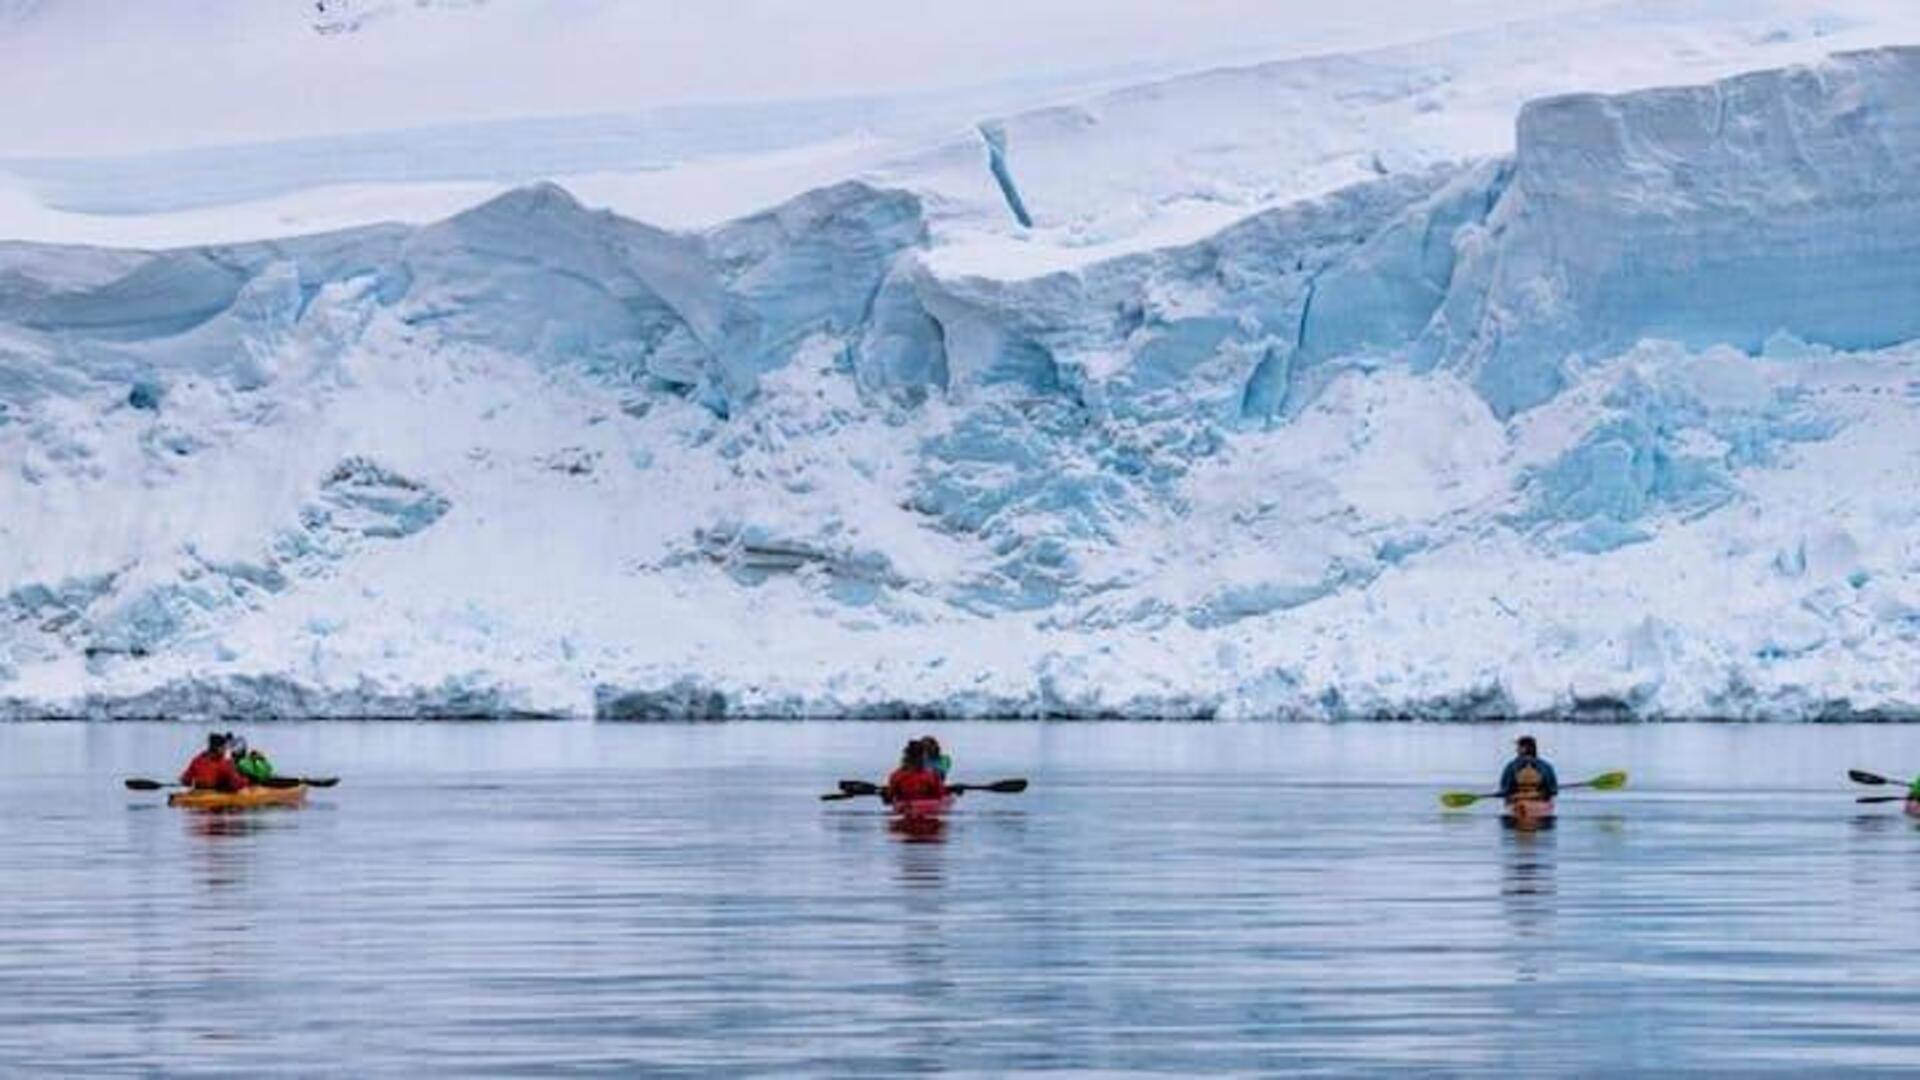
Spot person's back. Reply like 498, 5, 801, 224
885, 740, 946, 804
180, 735, 249, 792
887, 766, 945, 802
1498, 736, 1558, 800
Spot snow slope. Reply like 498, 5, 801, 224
6, 15, 1920, 718
7, 0, 1906, 245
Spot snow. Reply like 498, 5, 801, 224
7, 5, 1920, 718
0, 0, 1614, 156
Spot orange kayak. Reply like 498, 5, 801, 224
168, 785, 308, 810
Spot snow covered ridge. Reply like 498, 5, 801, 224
6, 48, 1920, 719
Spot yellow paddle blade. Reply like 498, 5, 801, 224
1439, 791, 1482, 808
1586, 770, 1628, 791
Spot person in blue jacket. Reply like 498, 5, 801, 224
1498, 735, 1559, 802
918, 736, 951, 780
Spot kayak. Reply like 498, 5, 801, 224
888, 795, 952, 839
890, 796, 955, 821
1502, 797, 1556, 828
1906, 799, 1920, 819
168, 785, 308, 810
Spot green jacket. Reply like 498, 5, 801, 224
235, 751, 275, 782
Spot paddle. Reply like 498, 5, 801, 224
125, 776, 337, 792
1848, 769, 1912, 788
1857, 795, 1912, 804
1439, 771, 1628, 809
951, 779, 1028, 795
822, 778, 1029, 801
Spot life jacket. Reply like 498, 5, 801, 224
180, 751, 249, 792
235, 751, 275, 782
886, 767, 945, 802
1512, 762, 1544, 798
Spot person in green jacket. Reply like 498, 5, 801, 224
229, 735, 276, 784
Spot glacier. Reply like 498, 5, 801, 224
6, 44, 1920, 719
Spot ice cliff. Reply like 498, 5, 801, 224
6, 47, 1920, 719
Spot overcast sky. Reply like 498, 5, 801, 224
0, 0, 1609, 155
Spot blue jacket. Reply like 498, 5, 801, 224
1499, 755, 1559, 799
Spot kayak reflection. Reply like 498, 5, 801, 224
1501, 827, 1558, 988
185, 811, 271, 840
892, 831, 948, 891
184, 809, 265, 892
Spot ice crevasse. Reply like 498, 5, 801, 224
4, 47, 1920, 719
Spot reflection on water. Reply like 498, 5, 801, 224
888, 814, 947, 844
891, 836, 947, 891
5, 721, 1920, 1074
1501, 828, 1557, 903
1851, 811, 1920, 834
184, 809, 265, 890
183, 808, 277, 839
1500, 828, 1557, 988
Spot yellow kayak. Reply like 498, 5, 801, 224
167, 785, 308, 810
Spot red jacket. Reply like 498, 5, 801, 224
181, 751, 249, 792
885, 767, 945, 803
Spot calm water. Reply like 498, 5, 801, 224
5, 721, 1920, 1075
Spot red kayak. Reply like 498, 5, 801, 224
890, 796, 954, 820
888, 795, 953, 840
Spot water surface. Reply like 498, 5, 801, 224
4, 721, 1919, 1075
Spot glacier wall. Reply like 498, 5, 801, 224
864, 46, 1920, 425
7, 48, 1920, 718
1446, 45, 1920, 415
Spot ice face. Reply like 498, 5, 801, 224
1450, 46, 1920, 416
7, 47, 1920, 719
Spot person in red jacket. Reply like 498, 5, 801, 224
884, 739, 946, 804
180, 732, 250, 792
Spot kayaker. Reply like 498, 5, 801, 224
230, 736, 276, 784
918, 736, 951, 780
1498, 735, 1559, 804
884, 740, 946, 805
179, 733, 250, 792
